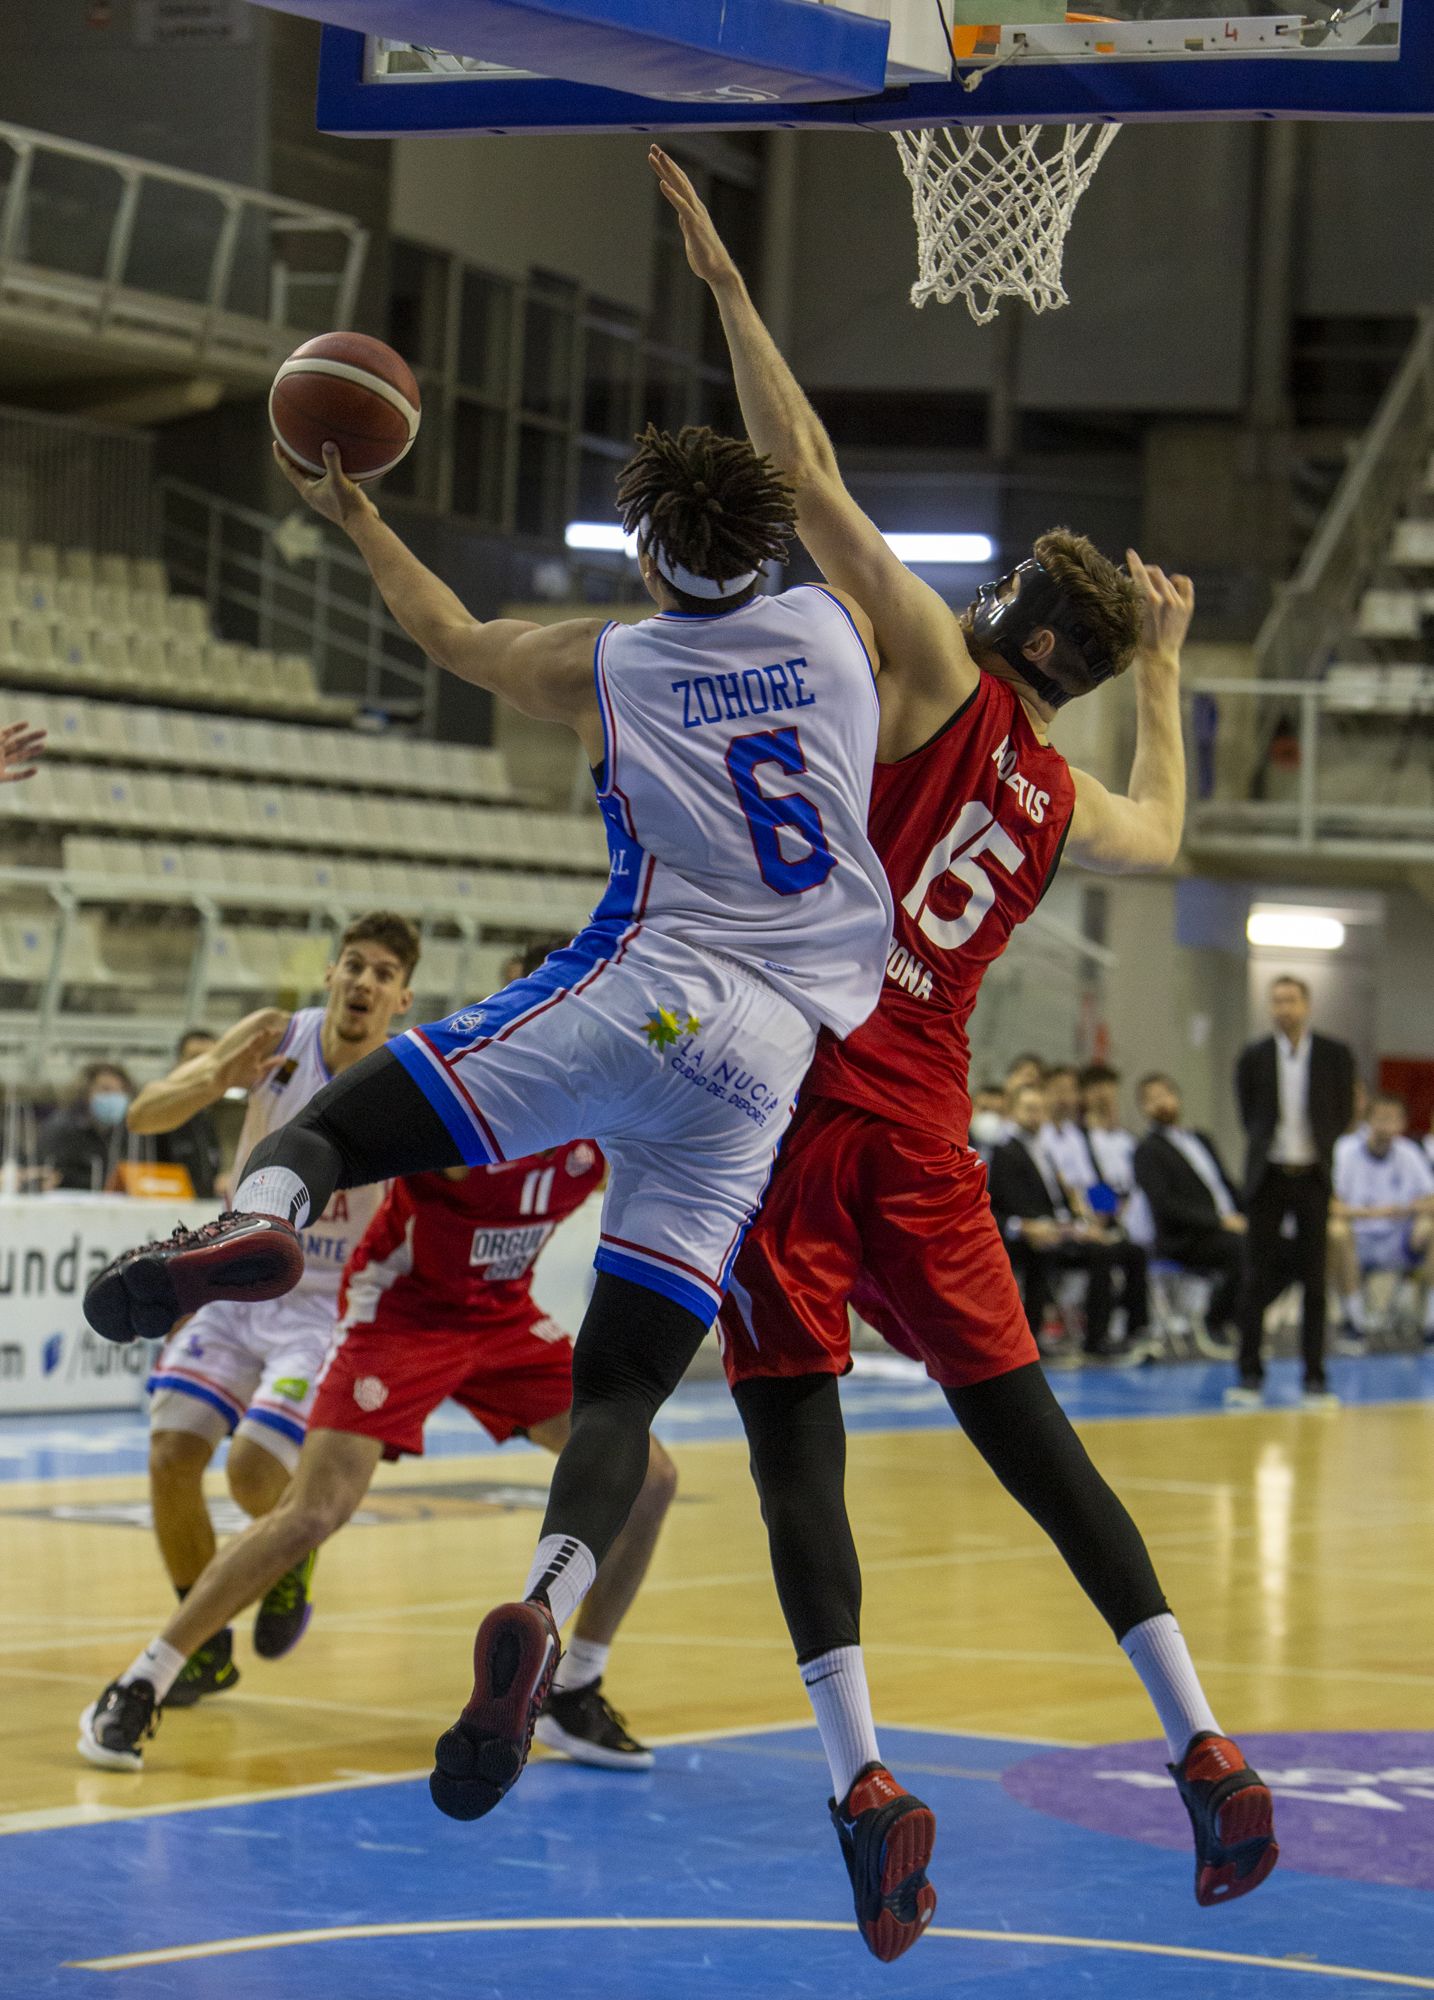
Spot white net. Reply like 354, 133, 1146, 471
894, 123, 1121, 326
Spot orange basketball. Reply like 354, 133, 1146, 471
269, 332, 421, 483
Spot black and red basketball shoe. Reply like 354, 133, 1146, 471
83, 1212, 305, 1344
430, 1599, 561, 1821
830, 1761, 937, 1962
1170, 1732, 1279, 1906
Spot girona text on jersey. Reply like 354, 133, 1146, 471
805, 674, 1075, 1146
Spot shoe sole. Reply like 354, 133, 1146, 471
163, 1666, 241, 1710
76, 1702, 142, 1773
532, 1713, 654, 1771
1197, 1781, 1279, 1905
254, 1598, 313, 1661
856, 1800, 938, 1964
85, 1228, 304, 1345
430, 1603, 558, 1821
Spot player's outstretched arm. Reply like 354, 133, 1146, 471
1065, 553, 1189, 875
0, 719, 45, 783
128, 1007, 291, 1135
275, 445, 604, 757
649, 146, 975, 718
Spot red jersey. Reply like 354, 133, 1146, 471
338, 1141, 605, 1332
805, 672, 1074, 1145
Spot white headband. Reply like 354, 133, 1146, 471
638, 515, 759, 602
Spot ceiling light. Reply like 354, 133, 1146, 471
564, 522, 637, 554
882, 533, 994, 566
1246, 911, 1346, 952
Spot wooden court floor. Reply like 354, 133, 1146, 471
5, 1395, 1434, 1826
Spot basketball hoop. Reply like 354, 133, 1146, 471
894, 122, 1122, 327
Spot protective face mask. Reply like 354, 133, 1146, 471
968, 1110, 1007, 1147
89, 1091, 130, 1129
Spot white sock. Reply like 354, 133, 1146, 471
1342, 1291, 1366, 1331
523, 1534, 597, 1633
120, 1637, 188, 1703
801, 1646, 881, 1801
234, 1166, 311, 1229
1423, 1291, 1434, 1335
551, 1635, 610, 1693
1120, 1612, 1221, 1762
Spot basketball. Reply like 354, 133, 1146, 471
269, 332, 421, 483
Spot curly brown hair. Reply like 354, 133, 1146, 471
616, 424, 796, 602
1033, 528, 1144, 675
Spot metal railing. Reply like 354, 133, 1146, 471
1186, 675, 1434, 859
0, 121, 367, 380
0, 402, 159, 557
159, 481, 438, 724
1253, 310, 1434, 684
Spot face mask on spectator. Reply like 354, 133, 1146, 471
88, 1090, 129, 1129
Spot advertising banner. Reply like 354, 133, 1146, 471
0, 1195, 217, 1414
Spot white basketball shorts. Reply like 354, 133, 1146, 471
148, 1291, 337, 1471
391, 925, 817, 1325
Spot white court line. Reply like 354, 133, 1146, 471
68, 1916, 1434, 1988
0, 1717, 1065, 1838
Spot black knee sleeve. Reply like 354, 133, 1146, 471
240, 1046, 462, 1215
946, 1361, 1168, 1640
734, 1374, 861, 1663
541, 1275, 707, 1566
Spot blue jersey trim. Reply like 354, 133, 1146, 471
145, 1374, 241, 1431
592, 618, 617, 795
593, 1245, 719, 1328
803, 583, 877, 687
390, 1031, 496, 1167
654, 596, 764, 624
243, 1405, 309, 1446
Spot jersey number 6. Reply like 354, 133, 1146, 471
903, 800, 1025, 951
726, 727, 837, 897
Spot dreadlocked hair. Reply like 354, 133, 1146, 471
616, 424, 796, 596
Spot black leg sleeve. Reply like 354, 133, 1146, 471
539, 1274, 707, 1569
946, 1361, 1169, 1640
239, 1046, 463, 1216
732, 1374, 861, 1664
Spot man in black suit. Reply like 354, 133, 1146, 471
990, 1081, 1150, 1362
1133, 1073, 1246, 1345
1231, 974, 1356, 1407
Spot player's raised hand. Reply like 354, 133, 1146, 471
648, 145, 740, 289
0, 719, 45, 783
1127, 549, 1194, 668
213, 1007, 291, 1093
274, 440, 375, 534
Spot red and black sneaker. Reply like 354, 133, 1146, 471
1170, 1731, 1279, 1907
830, 1761, 937, 1963
83, 1211, 305, 1345
430, 1599, 561, 1822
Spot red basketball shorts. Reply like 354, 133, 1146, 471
719, 1095, 1037, 1391
311, 1297, 576, 1458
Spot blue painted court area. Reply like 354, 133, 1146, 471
3, 1350, 1433, 1486
10, 1725, 1433, 1998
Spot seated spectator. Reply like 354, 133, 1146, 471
968, 1080, 1008, 1158
1330, 1091, 1434, 1349
1078, 1063, 1136, 1203
1133, 1072, 1245, 1349
989, 1081, 1151, 1363
133, 1027, 225, 1200
1039, 1063, 1093, 1198
38, 1063, 136, 1191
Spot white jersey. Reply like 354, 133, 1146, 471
591, 585, 892, 1038
1334, 1134, 1434, 1266
230, 1007, 384, 1300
